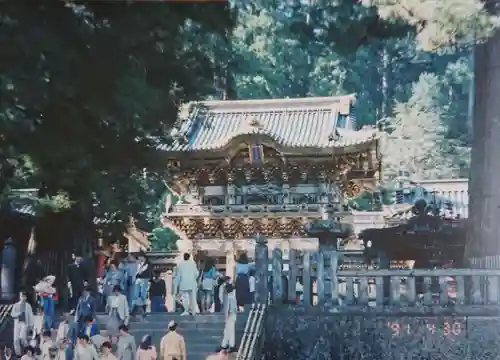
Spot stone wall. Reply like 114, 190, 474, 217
264, 308, 500, 360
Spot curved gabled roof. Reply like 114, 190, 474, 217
159, 95, 379, 152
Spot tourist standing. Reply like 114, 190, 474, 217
120, 255, 138, 309
149, 272, 166, 313
56, 313, 74, 345
75, 287, 96, 334
40, 330, 55, 360
101, 341, 118, 360
11, 292, 34, 357
199, 259, 217, 313
105, 285, 129, 337
82, 317, 99, 339
20, 346, 36, 360
136, 335, 157, 360
67, 254, 89, 311
116, 325, 136, 360
159, 321, 186, 360
214, 276, 230, 313
234, 253, 253, 311
174, 253, 199, 316
34, 275, 57, 331
74, 335, 99, 360
99, 342, 116, 360
103, 262, 125, 301
55, 341, 69, 360
133, 254, 151, 316
220, 284, 237, 353
248, 270, 255, 304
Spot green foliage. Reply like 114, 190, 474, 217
148, 227, 178, 252
381, 72, 471, 179
0, 1, 235, 244
231, 1, 473, 180
363, 0, 500, 50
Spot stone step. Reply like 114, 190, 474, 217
130, 327, 245, 341
96, 312, 247, 360
96, 312, 247, 322
126, 320, 245, 330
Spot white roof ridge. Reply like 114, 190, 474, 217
181, 94, 355, 114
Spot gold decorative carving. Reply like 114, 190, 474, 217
339, 180, 362, 198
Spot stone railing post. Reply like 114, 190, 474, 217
272, 248, 283, 304
254, 235, 269, 304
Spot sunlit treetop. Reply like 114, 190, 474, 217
362, 0, 500, 50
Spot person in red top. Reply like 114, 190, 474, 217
34, 276, 57, 330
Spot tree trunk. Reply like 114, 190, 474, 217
465, 11, 500, 266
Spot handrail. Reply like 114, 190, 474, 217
236, 303, 268, 360
0, 305, 13, 344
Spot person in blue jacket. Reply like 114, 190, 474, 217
81, 316, 99, 338
74, 287, 96, 334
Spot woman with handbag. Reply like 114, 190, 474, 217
199, 259, 217, 313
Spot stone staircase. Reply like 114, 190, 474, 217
97, 312, 247, 360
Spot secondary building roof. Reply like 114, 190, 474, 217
159, 95, 379, 153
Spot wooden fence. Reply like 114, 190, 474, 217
254, 244, 500, 310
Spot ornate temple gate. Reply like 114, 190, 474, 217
158, 95, 381, 276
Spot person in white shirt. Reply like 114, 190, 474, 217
220, 284, 237, 353
174, 253, 199, 316
11, 292, 34, 356
105, 285, 129, 337
248, 270, 255, 304
20, 346, 36, 360
40, 330, 55, 360
74, 335, 99, 360
296, 279, 304, 305
56, 313, 71, 344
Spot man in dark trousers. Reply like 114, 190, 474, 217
74, 286, 96, 335
67, 253, 89, 311
149, 271, 166, 312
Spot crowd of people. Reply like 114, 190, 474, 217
7, 251, 258, 360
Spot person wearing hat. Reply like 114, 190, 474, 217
159, 320, 186, 360
75, 287, 96, 335
11, 292, 35, 357
105, 285, 129, 337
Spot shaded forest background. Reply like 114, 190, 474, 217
0, 0, 491, 252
